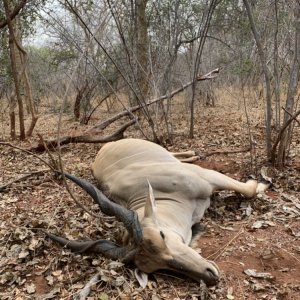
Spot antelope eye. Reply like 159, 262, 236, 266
160, 231, 165, 239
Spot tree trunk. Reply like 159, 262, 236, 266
135, 0, 149, 101
3, 0, 25, 140
23, 61, 38, 137
243, 0, 273, 158
189, 0, 218, 138
9, 92, 16, 139
74, 83, 88, 121
134, 0, 160, 142
273, 0, 281, 130
276, 4, 300, 166
16, 35, 39, 137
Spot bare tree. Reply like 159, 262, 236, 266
135, 0, 150, 101
2, 0, 38, 139
275, 3, 300, 166
189, 0, 219, 138
243, 0, 272, 158
3, 0, 26, 140
273, 0, 281, 129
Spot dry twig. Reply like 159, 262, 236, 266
0, 169, 48, 192
206, 226, 245, 260
0, 142, 55, 170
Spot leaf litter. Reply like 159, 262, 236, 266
0, 103, 299, 299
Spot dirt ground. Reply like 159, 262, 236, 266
0, 97, 299, 299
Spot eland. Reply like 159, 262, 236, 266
48, 138, 267, 286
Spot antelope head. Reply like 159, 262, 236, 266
47, 174, 220, 286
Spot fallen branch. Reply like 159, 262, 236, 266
0, 169, 49, 192
29, 68, 219, 152
31, 119, 136, 152
93, 68, 220, 131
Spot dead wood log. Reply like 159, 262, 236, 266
31, 119, 136, 152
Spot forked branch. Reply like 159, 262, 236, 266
31, 119, 136, 152
0, 0, 27, 29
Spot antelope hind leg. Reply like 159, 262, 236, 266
187, 165, 269, 198
203, 168, 269, 197
170, 150, 199, 163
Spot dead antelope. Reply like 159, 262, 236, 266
48, 138, 268, 286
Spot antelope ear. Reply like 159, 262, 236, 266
144, 180, 157, 219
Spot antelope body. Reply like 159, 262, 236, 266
48, 138, 267, 286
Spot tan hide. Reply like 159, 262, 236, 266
91, 138, 267, 286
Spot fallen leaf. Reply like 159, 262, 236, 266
99, 293, 109, 300
26, 283, 36, 294
46, 275, 54, 285
52, 270, 62, 277
112, 276, 125, 287
108, 261, 124, 269
6, 197, 19, 203
28, 238, 40, 250
244, 269, 274, 280
264, 221, 276, 227
245, 205, 252, 216
18, 250, 29, 259
227, 286, 234, 299
261, 249, 276, 260
252, 221, 263, 229
36, 287, 60, 299
252, 283, 266, 291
